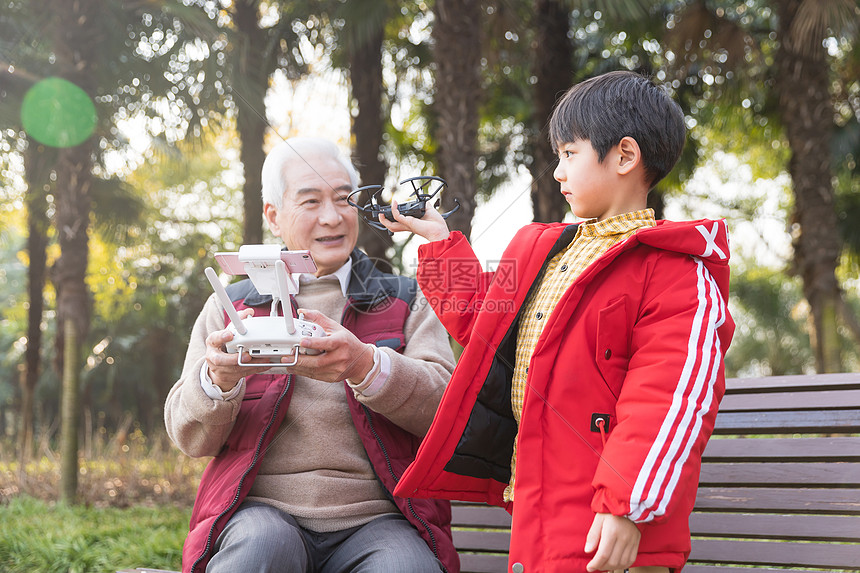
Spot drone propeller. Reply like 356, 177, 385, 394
347, 176, 460, 234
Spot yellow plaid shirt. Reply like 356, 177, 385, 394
504, 209, 656, 501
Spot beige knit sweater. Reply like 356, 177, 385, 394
165, 273, 455, 533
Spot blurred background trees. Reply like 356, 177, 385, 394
1, 0, 858, 501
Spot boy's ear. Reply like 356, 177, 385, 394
615, 136, 641, 175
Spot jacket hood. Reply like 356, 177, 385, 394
630, 218, 731, 297
635, 219, 730, 265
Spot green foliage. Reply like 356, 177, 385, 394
836, 166, 860, 275
0, 497, 186, 572
726, 267, 814, 377
727, 264, 860, 376
79, 131, 243, 430
0, 214, 30, 414
1, 0, 858, 451
0, 125, 242, 435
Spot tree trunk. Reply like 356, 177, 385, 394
147, 325, 172, 431
647, 189, 666, 220
530, 0, 573, 223
20, 140, 52, 463
50, 0, 98, 503
432, 0, 482, 240
60, 319, 80, 503
234, 0, 267, 245
52, 138, 94, 373
774, 0, 843, 372
349, 17, 393, 271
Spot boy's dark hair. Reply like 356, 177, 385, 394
548, 70, 686, 189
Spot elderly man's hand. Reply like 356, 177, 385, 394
205, 308, 275, 392
288, 309, 376, 383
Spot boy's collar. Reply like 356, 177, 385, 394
578, 208, 655, 237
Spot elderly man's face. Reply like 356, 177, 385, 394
264, 154, 358, 277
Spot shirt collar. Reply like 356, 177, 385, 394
578, 208, 656, 238
293, 257, 352, 297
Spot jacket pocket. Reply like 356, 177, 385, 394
595, 296, 630, 398
241, 373, 278, 401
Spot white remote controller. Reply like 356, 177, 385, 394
204, 245, 328, 368
222, 313, 326, 366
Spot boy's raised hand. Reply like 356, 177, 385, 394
584, 512, 641, 571
377, 199, 451, 242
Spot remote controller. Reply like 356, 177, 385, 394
204, 245, 328, 369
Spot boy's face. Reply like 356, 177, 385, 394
553, 140, 619, 221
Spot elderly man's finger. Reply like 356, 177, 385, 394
297, 309, 339, 332
206, 329, 234, 350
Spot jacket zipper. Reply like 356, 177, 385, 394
361, 403, 447, 573
190, 375, 293, 573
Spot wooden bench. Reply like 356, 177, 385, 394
120, 373, 860, 573
451, 372, 860, 572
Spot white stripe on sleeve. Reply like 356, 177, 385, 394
627, 257, 726, 522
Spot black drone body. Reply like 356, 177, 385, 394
347, 176, 460, 234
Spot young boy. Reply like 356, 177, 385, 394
381, 71, 734, 572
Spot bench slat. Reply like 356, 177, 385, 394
115, 570, 178, 573
695, 486, 860, 513
725, 373, 860, 393
458, 553, 509, 573
719, 389, 860, 411
450, 503, 511, 528
699, 461, 860, 486
689, 512, 860, 541
702, 436, 860, 461
452, 529, 511, 553
689, 538, 860, 568
712, 409, 860, 433
684, 565, 830, 573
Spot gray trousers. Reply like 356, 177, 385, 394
207, 501, 443, 573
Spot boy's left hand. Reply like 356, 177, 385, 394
377, 199, 451, 242
584, 512, 640, 572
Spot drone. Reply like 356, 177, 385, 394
347, 175, 460, 235
204, 244, 326, 371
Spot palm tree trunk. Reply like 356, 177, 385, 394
147, 326, 172, 431
349, 19, 392, 271
774, 0, 843, 372
20, 140, 51, 463
60, 319, 81, 503
530, 0, 573, 223
50, 0, 99, 503
234, 0, 267, 245
432, 0, 482, 240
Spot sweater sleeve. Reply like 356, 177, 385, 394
417, 231, 498, 347
354, 286, 456, 437
164, 294, 245, 458
591, 254, 730, 524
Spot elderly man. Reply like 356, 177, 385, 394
165, 137, 458, 573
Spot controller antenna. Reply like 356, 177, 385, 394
274, 260, 297, 335
204, 267, 248, 335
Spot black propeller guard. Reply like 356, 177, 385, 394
347, 175, 460, 235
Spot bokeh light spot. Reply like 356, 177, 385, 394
21, 77, 97, 148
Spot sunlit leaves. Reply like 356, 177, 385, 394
727, 267, 814, 376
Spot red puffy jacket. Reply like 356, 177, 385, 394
395, 220, 734, 572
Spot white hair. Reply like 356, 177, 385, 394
261, 137, 360, 208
